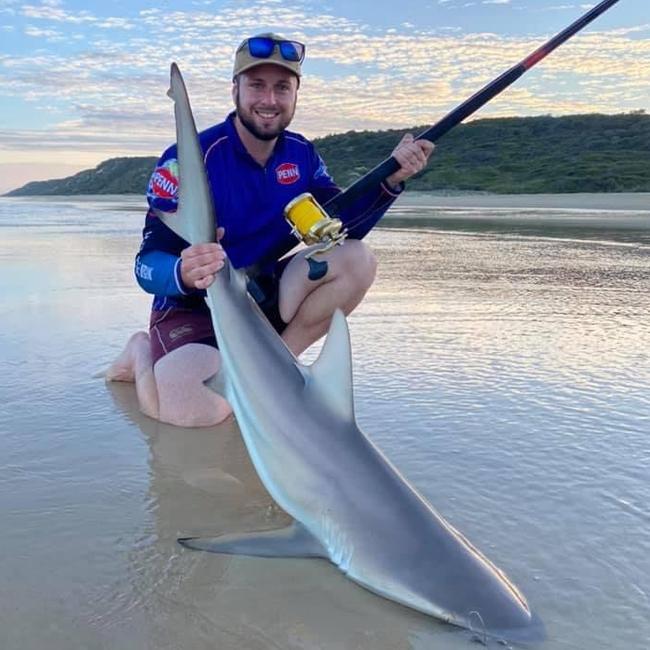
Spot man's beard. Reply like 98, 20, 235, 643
235, 90, 295, 141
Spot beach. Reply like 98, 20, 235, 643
1, 193, 649, 650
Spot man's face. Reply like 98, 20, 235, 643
233, 64, 299, 141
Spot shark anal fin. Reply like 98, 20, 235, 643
204, 366, 226, 396
178, 522, 327, 559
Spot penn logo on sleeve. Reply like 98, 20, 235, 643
275, 162, 300, 185
148, 159, 179, 201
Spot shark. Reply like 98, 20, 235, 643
161, 62, 544, 644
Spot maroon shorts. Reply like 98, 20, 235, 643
149, 308, 218, 365
149, 261, 291, 365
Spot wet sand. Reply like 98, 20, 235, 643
1, 194, 650, 650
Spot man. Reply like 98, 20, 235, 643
107, 33, 434, 427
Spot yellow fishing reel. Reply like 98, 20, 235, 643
283, 193, 347, 281
284, 193, 347, 253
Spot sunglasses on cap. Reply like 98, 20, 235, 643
241, 37, 306, 63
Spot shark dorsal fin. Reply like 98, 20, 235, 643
307, 309, 355, 422
230, 265, 248, 294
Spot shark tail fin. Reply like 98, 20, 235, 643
153, 207, 194, 245
160, 62, 218, 246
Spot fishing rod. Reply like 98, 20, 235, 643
323, 0, 621, 218
248, 0, 621, 281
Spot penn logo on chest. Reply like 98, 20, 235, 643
276, 162, 300, 185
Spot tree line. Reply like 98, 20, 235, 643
7, 112, 649, 196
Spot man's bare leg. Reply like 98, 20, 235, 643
105, 239, 373, 425
279, 239, 376, 356
105, 331, 159, 420
154, 344, 232, 427
106, 335, 231, 427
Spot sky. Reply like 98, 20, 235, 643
0, 0, 648, 193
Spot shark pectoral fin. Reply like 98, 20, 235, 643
178, 522, 328, 559
305, 309, 355, 421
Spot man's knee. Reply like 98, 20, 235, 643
278, 240, 376, 324
153, 345, 232, 427
156, 374, 232, 427
339, 239, 377, 289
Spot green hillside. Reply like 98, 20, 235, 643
6, 113, 650, 196
316, 112, 650, 193
7, 156, 158, 196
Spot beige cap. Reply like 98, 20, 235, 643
233, 33, 303, 79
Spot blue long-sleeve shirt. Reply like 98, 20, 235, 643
137, 112, 401, 312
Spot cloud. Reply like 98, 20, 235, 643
24, 24, 64, 39
0, 0, 648, 167
21, 3, 96, 23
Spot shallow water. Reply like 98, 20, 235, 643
1, 194, 649, 649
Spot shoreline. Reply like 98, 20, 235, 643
397, 191, 650, 212
2, 191, 649, 215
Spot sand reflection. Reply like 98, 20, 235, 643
106, 383, 448, 650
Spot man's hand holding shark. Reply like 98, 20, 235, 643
179, 228, 226, 291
